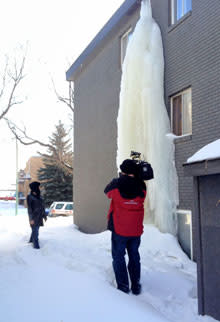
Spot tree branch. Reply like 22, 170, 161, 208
4, 118, 52, 148
0, 56, 8, 99
4, 118, 73, 172
0, 52, 26, 120
51, 78, 74, 112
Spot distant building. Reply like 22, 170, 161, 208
18, 156, 44, 206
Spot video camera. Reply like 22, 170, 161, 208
130, 151, 154, 181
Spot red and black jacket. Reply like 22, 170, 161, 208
104, 175, 146, 237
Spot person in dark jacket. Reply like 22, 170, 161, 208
104, 159, 146, 295
27, 181, 47, 249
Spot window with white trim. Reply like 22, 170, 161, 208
171, 88, 192, 136
120, 28, 132, 68
170, 0, 192, 25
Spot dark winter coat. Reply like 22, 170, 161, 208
104, 174, 146, 237
27, 193, 46, 227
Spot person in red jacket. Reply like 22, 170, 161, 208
104, 159, 146, 295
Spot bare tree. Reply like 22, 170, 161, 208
52, 79, 74, 112
4, 118, 51, 147
2, 52, 73, 173
0, 51, 26, 120
4, 118, 73, 172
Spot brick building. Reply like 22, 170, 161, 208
66, 0, 220, 259
18, 156, 44, 206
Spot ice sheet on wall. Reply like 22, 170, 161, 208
117, 0, 179, 235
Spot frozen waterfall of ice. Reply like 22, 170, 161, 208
117, 0, 179, 235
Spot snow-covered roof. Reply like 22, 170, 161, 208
187, 139, 220, 163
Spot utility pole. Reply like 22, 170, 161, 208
15, 138, 18, 216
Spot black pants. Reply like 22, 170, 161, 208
111, 232, 141, 290
30, 225, 40, 248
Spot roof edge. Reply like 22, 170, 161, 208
183, 158, 220, 177
66, 0, 141, 81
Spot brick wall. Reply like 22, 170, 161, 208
19, 156, 44, 206
151, 0, 220, 257
72, 0, 220, 240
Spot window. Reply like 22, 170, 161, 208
55, 203, 65, 209
120, 28, 132, 68
65, 203, 73, 210
171, 88, 192, 136
170, 0, 192, 25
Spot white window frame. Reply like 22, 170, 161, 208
120, 28, 132, 68
171, 0, 175, 25
171, 87, 192, 137
171, 0, 192, 25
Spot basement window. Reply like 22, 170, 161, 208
177, 209, 193, 259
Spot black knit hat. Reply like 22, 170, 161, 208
29, 181, 41, 192
120, 159, 138, 175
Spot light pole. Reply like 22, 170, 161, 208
15, 138, 18, 216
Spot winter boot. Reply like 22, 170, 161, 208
117, 285, 130, 294
33, 240, 40, 249
131, 283, 142, 295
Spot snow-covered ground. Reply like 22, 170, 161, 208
0, 201, 217, 322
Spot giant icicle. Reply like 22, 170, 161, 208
117, 0, 179, 235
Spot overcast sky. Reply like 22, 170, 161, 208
0, 0, 124, 189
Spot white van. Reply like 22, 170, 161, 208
48, 202, 73, 217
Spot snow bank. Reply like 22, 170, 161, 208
0, 201, 217, 322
